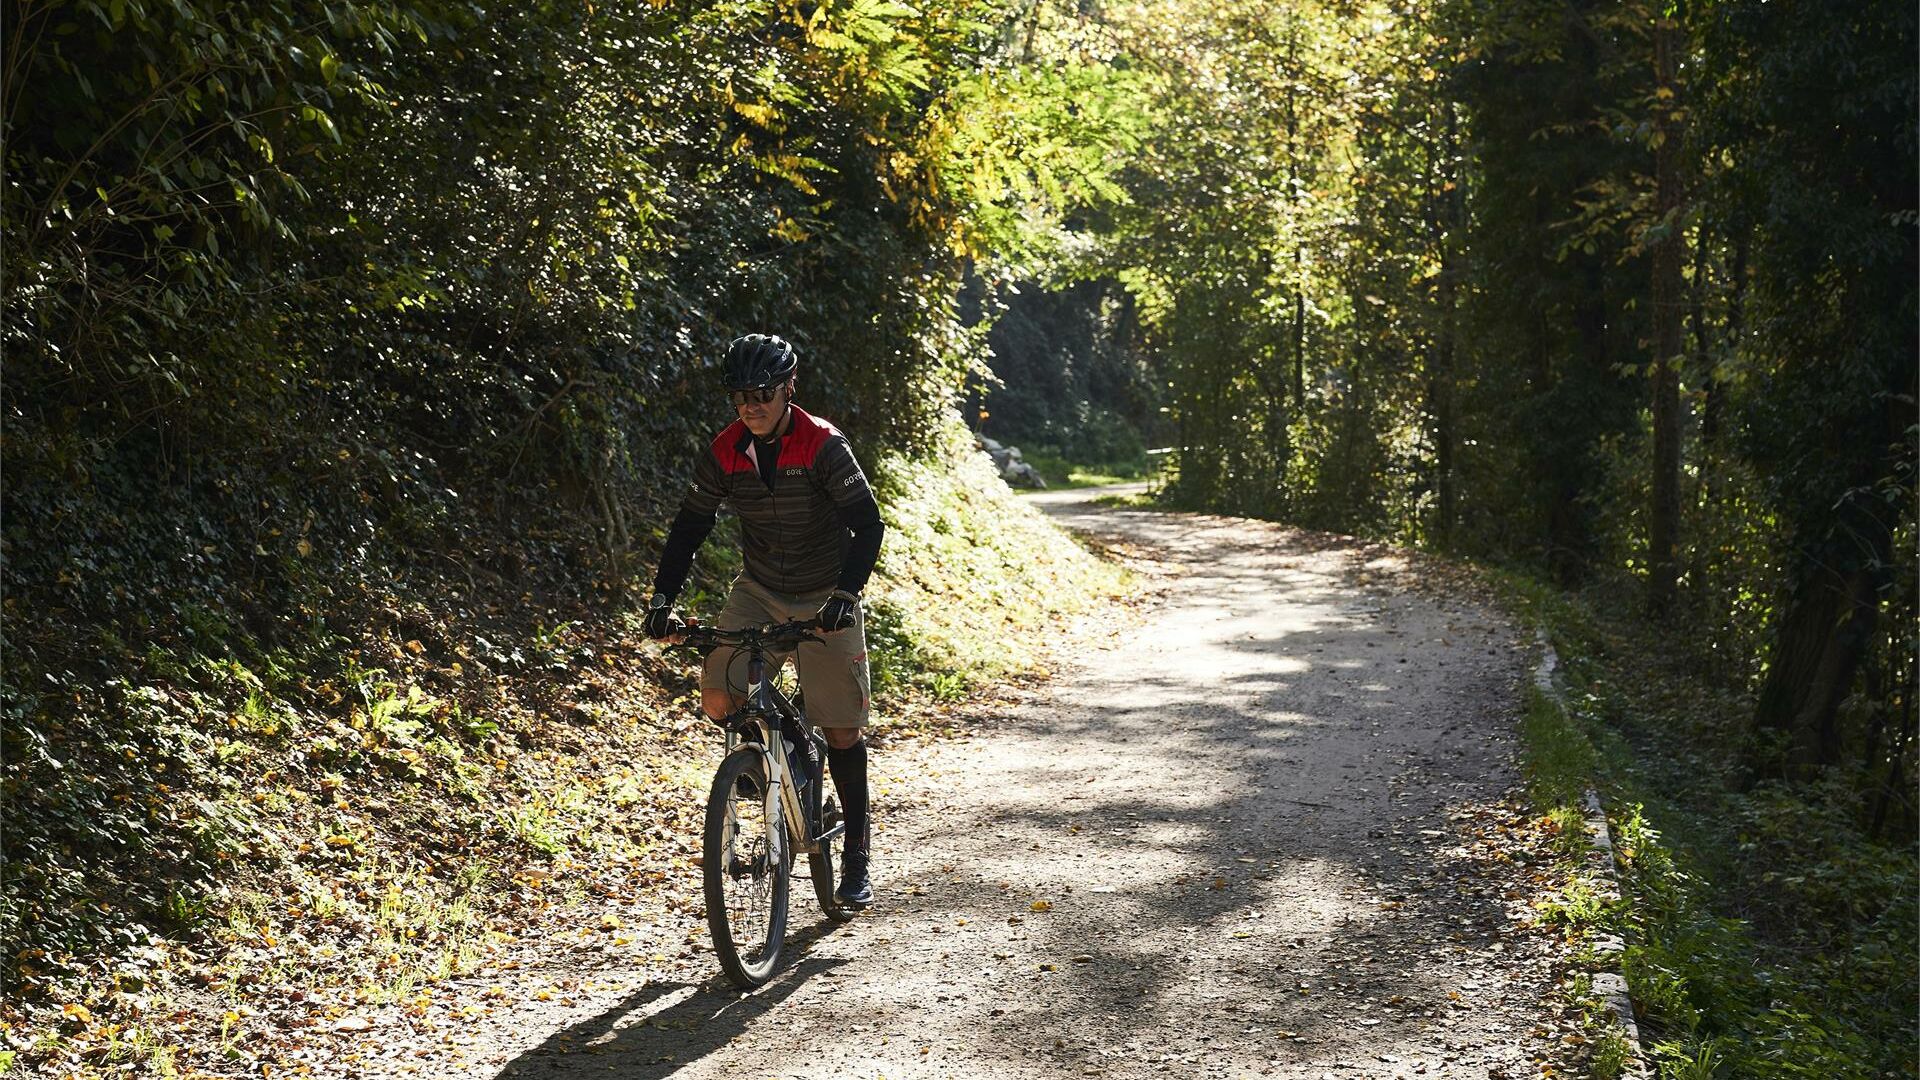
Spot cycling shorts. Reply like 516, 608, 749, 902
700, 574, 871, 729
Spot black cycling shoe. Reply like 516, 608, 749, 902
836, 852, 874, 909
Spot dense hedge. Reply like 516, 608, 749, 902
2, 0, 1142, 984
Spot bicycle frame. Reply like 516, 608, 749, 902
718, 638, 842, 857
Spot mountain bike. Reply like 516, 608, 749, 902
668, 618, 853, 989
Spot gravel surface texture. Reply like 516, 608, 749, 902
323, 489, 1582, 1080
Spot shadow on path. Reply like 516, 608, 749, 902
488, 498, 1572, 1079
494, 924, 850, 1077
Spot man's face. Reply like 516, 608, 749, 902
734, 381, 791, 437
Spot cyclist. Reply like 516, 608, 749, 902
644, 333, 883, 909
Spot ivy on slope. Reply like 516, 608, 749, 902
0, 429, 1124, 1077
0, 0, 1148, 1066
867, 418, 1129, 704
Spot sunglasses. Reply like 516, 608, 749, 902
728, 385, 783, 407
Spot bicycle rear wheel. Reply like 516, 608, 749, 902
703, 746, 789, 988
809, 792, 853, 923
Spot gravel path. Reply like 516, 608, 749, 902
434, 491, 1577, 1079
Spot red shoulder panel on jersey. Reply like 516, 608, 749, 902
778, 405, 840, 469
710, 420, 754, 474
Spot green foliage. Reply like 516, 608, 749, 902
865, 418, 1127, 698
1519, 581, 1917, 1080
0, 0, 1147, 1004
973, 277, 1162, 462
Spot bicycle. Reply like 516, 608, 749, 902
666, 617, 855, 989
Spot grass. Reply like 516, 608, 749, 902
1016, 450, 1154, 490
1484, 586, 1637, 1076
1519, 682, 1599, 812
1497, 569, 1917, 1080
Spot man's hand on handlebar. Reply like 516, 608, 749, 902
816, 591, 859, 634
644, 593, 684, 643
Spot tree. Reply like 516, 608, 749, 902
1698, 0, 1919, 772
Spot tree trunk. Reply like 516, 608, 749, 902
1553, 255, 1609, 586
1291, 274, 1305, 407
1647, 16, 1685, 615
1753, 563, 1881, 772
1686, 224, 1714, 606
1870, 689, 1914, 838
1286, 22, 1306, 409
1432, 103, 1461, 547
1749, 255, 1911, 781
1693, 228, 1721, 451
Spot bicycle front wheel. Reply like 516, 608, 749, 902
703, 746, 789, 988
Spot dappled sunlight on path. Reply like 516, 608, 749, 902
481, 489, 1579, 1079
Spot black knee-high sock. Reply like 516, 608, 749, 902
826, 740, 869, 860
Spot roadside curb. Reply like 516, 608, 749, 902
1534, 630, 1653, 1080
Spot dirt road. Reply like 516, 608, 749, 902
433, 491, 1579, 1079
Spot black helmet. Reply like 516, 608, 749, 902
723, 334, 797, 390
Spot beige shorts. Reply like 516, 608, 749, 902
700, 575, 871, 729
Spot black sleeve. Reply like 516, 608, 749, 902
835, 494, 885, 597
650, 451, 726, 601
814, 436, 884, 597
651, 508, 716, 602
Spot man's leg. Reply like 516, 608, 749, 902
794, 593, 873, 908
700, 577, 787, 803
822, 725, 872, 908
701, 690, 742, 722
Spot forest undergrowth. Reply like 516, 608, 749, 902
1503, 575, 1916, 1080
0, 426, 1124, 1078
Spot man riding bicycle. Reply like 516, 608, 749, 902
644, 333, 883, 909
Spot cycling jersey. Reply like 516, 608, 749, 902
652, 404, 884, 600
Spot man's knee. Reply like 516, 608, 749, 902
821, 726, 863, 750
701, 689, 739, 721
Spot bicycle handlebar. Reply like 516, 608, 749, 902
667, 617, 826, 650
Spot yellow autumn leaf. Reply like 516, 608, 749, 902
1029, 899, 1052, 912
